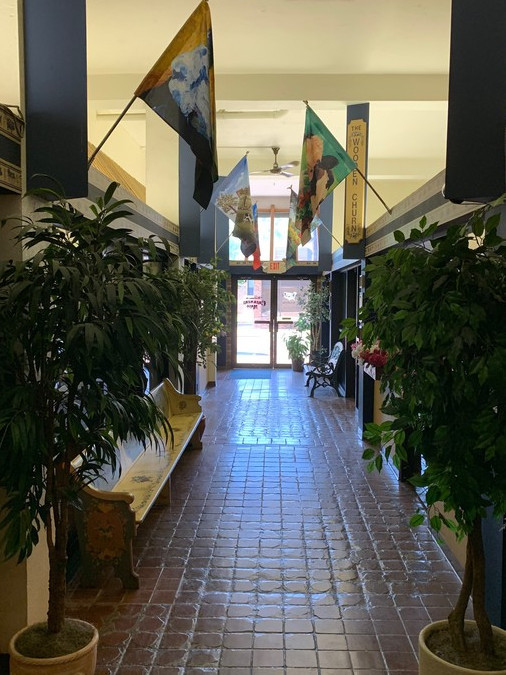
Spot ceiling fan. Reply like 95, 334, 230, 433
251, 147, 300, 177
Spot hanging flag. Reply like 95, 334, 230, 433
285, 188, 301, 269
251, 203, 262, 271
134, 1, 218, 209
212, 155, 259, 261
296, 105, 356, 245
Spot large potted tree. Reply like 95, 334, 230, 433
341, 206, 506, 673
164, 260, 233, 394
0, 182, 185, 673
298, 279, 330, 363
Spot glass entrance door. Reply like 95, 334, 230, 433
234, 278, 311, 367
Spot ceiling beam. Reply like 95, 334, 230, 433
88, 73, 449, 103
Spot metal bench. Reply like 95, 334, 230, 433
305, 341, 345, 397
73, 378, 205, 589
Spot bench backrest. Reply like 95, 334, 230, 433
89, 378, 181, 491
329, 341, 344, 365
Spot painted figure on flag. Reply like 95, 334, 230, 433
135, 1, 217, 209
213, 156, 261, 264
296, 106, 356, 245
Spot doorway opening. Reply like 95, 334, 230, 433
232, 277, 312, 367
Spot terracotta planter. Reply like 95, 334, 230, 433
419, 620, 506, 675
9, 619, 99, 675
292, 359, 304, 372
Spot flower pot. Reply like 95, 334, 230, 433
419, 620, 506, 674
292, 358, 304, 372
9, 619, 99, 675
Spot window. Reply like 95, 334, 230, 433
229, 207, 319, 265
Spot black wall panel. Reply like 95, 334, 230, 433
23, 0, 88, 198
445, 0, 506, 203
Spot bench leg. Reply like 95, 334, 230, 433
116, 552, 140, 590
158, 477, 171, 506
74, 496, 139, 590
189, 416, 206, 450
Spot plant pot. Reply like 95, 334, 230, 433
292, 359, 304, 372
9, 619, 99, 675
419, 620, 506, 674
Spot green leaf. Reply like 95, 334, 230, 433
394, 230, 405, 243
409, 513, 425, 527
362, 448, 375, 460
472, 218, 484, 238
408, 474, 426, 488
430, 515, 442, 531
103, 181, 120, 205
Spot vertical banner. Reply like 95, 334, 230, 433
343, 103, 369, 259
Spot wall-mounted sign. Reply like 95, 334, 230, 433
343, 103, 369, 259
266, 260, 286, 274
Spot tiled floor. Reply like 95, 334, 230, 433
67, 368, 463, 674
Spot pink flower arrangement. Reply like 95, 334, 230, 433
350, 339, 388, 368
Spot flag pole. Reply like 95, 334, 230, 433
354, 166, 393, 215
88, 96, 137, 168
316, 219, 343, 249
215, 230, 233, 256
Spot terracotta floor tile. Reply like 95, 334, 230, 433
65, 369, 464, 674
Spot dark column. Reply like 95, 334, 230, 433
179, 140, 201, 257
22, 0, 88, 198
358, 366, 374, 433
482, 512, 506, 629
445, 0, 506, 203
317, 193, 332, 273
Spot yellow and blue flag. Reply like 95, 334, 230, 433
135, 1, 217, 209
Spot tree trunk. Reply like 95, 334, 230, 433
448, 531, 473, 651
47, 497, 69, 634
183, 341, 198, 395
470, 517, 495, 655
448, 516, 495, 656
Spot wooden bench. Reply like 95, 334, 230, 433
305, 341, 345, 397
73, 378, 205, 589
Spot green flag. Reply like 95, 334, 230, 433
296, 105, 356, 245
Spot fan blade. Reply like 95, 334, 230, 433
279, 160, 300, 169
281, 171, 296, 177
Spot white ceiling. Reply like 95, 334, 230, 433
2, 0, 453, 206
85, 0, 452, 203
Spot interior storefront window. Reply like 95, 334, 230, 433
229, 210, 319, 265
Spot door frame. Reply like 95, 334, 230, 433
231, 276, 311, 368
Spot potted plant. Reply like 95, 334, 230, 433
298, 280, 330, 362
341, 206, 506, 672
349, 338, 388, 379
284, 330, 309, 371
164, 260, 233, 394
0, 182, 184, 673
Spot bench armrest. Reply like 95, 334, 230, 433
81, 482, 135, 504
150, 378, 203, 417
